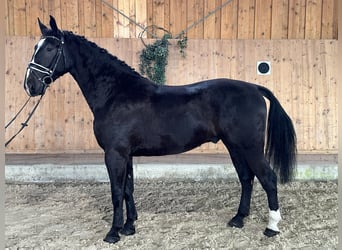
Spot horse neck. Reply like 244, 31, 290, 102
64, 34, 142, 113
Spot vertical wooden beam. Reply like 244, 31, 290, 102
254, 0, 272, 39
128, 0, 136, 38
204, 0, 217, 39
169, 0, 187, 37
220, 0, 239, 39
152, 0, 166, 38
13, 0, 27, 35
6, 0, 15, 35
26, 0, 44, 36
77, 0, 85, 35
47, 0, 61, 29
288, 0, 306, 39
135, 0, 147, 37
271, 0, 289, 39
321, 0, 335, 39
237, 0, 255, 39
83, 0, 96, 37
101, 0, 114, 37
112, 0, 119, 37
163, 0, 170, 35
187, 0, 204, 39
305, 0, 323, 39
95, 0, 102, 37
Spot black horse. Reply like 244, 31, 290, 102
24, 16, 296, 244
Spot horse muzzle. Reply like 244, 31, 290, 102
24, 68, 50, 97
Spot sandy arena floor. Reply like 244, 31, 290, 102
5, 180, 337, 249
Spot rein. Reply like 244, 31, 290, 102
5, 94, 45, 147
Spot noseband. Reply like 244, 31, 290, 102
26, 35, 65, 92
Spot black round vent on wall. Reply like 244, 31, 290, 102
257, 61, 271, 75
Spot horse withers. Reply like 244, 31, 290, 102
24, 16, 296, 244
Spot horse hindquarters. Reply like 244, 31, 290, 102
219, 87, 281, 236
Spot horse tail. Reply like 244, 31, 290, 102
257, 85, 297, 183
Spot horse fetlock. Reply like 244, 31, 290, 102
266, 209, 281, 233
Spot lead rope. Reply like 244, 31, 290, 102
5, 94, 44, 147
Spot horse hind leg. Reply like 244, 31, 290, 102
225, 143, 255, 229
243, 147, 282, 237
120, 157, 138, 236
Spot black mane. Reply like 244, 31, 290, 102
64, 31, 144, 81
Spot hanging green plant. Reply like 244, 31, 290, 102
177, 33, 188, 58
139, 26, 187, 85
139, 34, 170, 84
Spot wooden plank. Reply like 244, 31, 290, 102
305, 0, 323, 39
77, 0, 85, 35
237, 0, 255, 39
95, 0, 102, 36
271, 0, 289, 39
146, 0, 153, 36
152, 0, 166, 38
332, 0, 338, 39
101, 0, 114, 37
61, 0, 79, 33
288, 40, 304, 151
254, 0, 272, 39
25, 0, 44, 36
202, 0, 222, 39
186, 0, 204, 39
323, 40, 338, 150
288, 0, 306, 39
13, 0, 27, 35
169, 0, 187, 37
221, 0, 238, 39
135, 0, 147, 37
47, 0, 61, 29
5, 0, 14, 35
163, 0, 170, 35
83, 0, 96, 37
313, 41, 326, 150
128, 0, 136, 38
112, 0, 119, 37
321, 0, 335, 39
117, 0, 130, 37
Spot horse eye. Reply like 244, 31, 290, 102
46, 47, 53, 52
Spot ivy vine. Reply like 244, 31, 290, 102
139, 28, 187, 85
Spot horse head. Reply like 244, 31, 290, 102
24, 15, 67, 96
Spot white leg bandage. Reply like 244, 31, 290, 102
267, 209, 282, 232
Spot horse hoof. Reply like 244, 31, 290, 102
264, 228, 280, 237
120, 225, 136, 236
227, 218, 244, 228
103, 233, 120, 244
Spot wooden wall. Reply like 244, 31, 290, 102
5, 37, 337, 154
5, 0, 338, 39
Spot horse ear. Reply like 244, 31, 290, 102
49, 15, 59, 33
38, 18, 49, 36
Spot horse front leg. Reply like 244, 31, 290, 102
120, 156, 138, 236
103, 149, 127, 244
